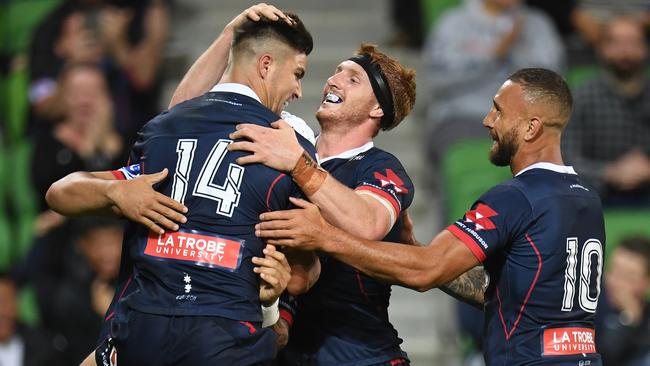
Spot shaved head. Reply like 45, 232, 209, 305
508, 68, 572, 130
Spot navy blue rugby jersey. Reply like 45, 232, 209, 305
448, 163, 605, 366
281, 142, 414, 366
105, 84, 316, 323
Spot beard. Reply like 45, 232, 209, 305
604, 58, 645, 81
489, 127, 519, 167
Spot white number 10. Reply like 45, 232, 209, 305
171, 139, 244, 217
561, 237, 603, 313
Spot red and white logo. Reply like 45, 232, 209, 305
464, 203, 498, 231
145, 230, 242, 270
543, 327, 596, 356
374, 169, 409, 194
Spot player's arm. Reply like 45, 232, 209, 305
46, 169, 187, 234
230, 122, 395, 240
168, 4, 294, 108
256, 198, 480, 291
440, 266, 486, 309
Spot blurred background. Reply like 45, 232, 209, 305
1, 0, 650, 365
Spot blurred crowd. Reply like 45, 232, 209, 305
1, 0, 170, 363
0, 0, 649, 365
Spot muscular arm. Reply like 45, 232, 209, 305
46, 169, 187, 234
307, 174, 395, 240
169, 4, 293, 109
168, 23, 234, 108
46, 171, 122, 217
257, 202, 481, 292
441, 266, 486, 309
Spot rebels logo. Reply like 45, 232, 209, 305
374, 169, 409, 194
464, 203, 498, 231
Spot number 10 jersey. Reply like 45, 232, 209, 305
447, 163, 605, 365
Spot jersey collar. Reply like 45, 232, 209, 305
210, 83, 261, 103
316, 140, 374, 164
515, 162, 577, 177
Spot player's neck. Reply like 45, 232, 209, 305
316, 129, 372, 160
510, 140, 564, 176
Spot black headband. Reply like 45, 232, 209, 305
348, 54, 395, 131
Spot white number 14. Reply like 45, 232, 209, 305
171, 139, 244, 217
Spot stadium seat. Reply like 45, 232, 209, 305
603, 209, 650, 262
1, 0, 62, 56
565, 64, 600, 90
442, 138, 511, 221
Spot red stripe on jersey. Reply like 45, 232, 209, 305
105, 274, 133, 321
355, 186, 400, 217
266, 173, 287, 211
111, 170, 126, 180
496, 232, 542, 340
447, 225, 487, 263
279, 309, 294, 327
239, 321, 257, 334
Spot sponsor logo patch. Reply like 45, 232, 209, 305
542, 327, 596, 356
374, 169, 409, 194
145, 230, 243, 271
464, 203, 498, 231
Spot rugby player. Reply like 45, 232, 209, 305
47, 11, 318, 366
167, 5, 418, 365
256, 68, 606, 366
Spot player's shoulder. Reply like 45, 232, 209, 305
358, 147, 408, 170
481, 178, 532, 213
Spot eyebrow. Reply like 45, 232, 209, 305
493, 99, 502, 111
296, 67, 305, 79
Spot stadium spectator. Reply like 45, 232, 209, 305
31, 64, 125, 236
572, 0, 650, 49
423, 0, 564, 128
28, 0, 169, 145
36, 218, 122, 365
0, 273, 58, 366
562, 17, 650, 207
597, 236, 650, 366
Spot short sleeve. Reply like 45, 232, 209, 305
111, 137, 145, 180
446, 184, 531, 263
354, 154, 414, 223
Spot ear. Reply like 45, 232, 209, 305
524, 117, 543, 141
258, 54, 273, 79
369, 104, 384, 119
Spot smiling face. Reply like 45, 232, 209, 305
482, 80, 528, 166
316, 60, 379, 129
266, 50, 307, 114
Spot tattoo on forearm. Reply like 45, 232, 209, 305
441, 266, 486, 309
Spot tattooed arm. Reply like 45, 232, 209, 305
441, 266, 487, 309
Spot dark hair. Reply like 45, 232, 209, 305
618, 236, 650, 274
508, 68, 573, 127
233, 12, 313, 56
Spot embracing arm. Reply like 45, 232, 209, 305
441, 266, 486, 309
46, 169, 187, 234
46, 171, 123, 217
169, 4, 294, 108
300, 159, 394, 239
257, 199, 480, 292
230, 123, 395, 240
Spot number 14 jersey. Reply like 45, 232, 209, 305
109, 88, 316, 323
447, 163, 605, 366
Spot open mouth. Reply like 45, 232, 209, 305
324, 92, 342, 104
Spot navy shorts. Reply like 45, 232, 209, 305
95, 308, 277, 366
